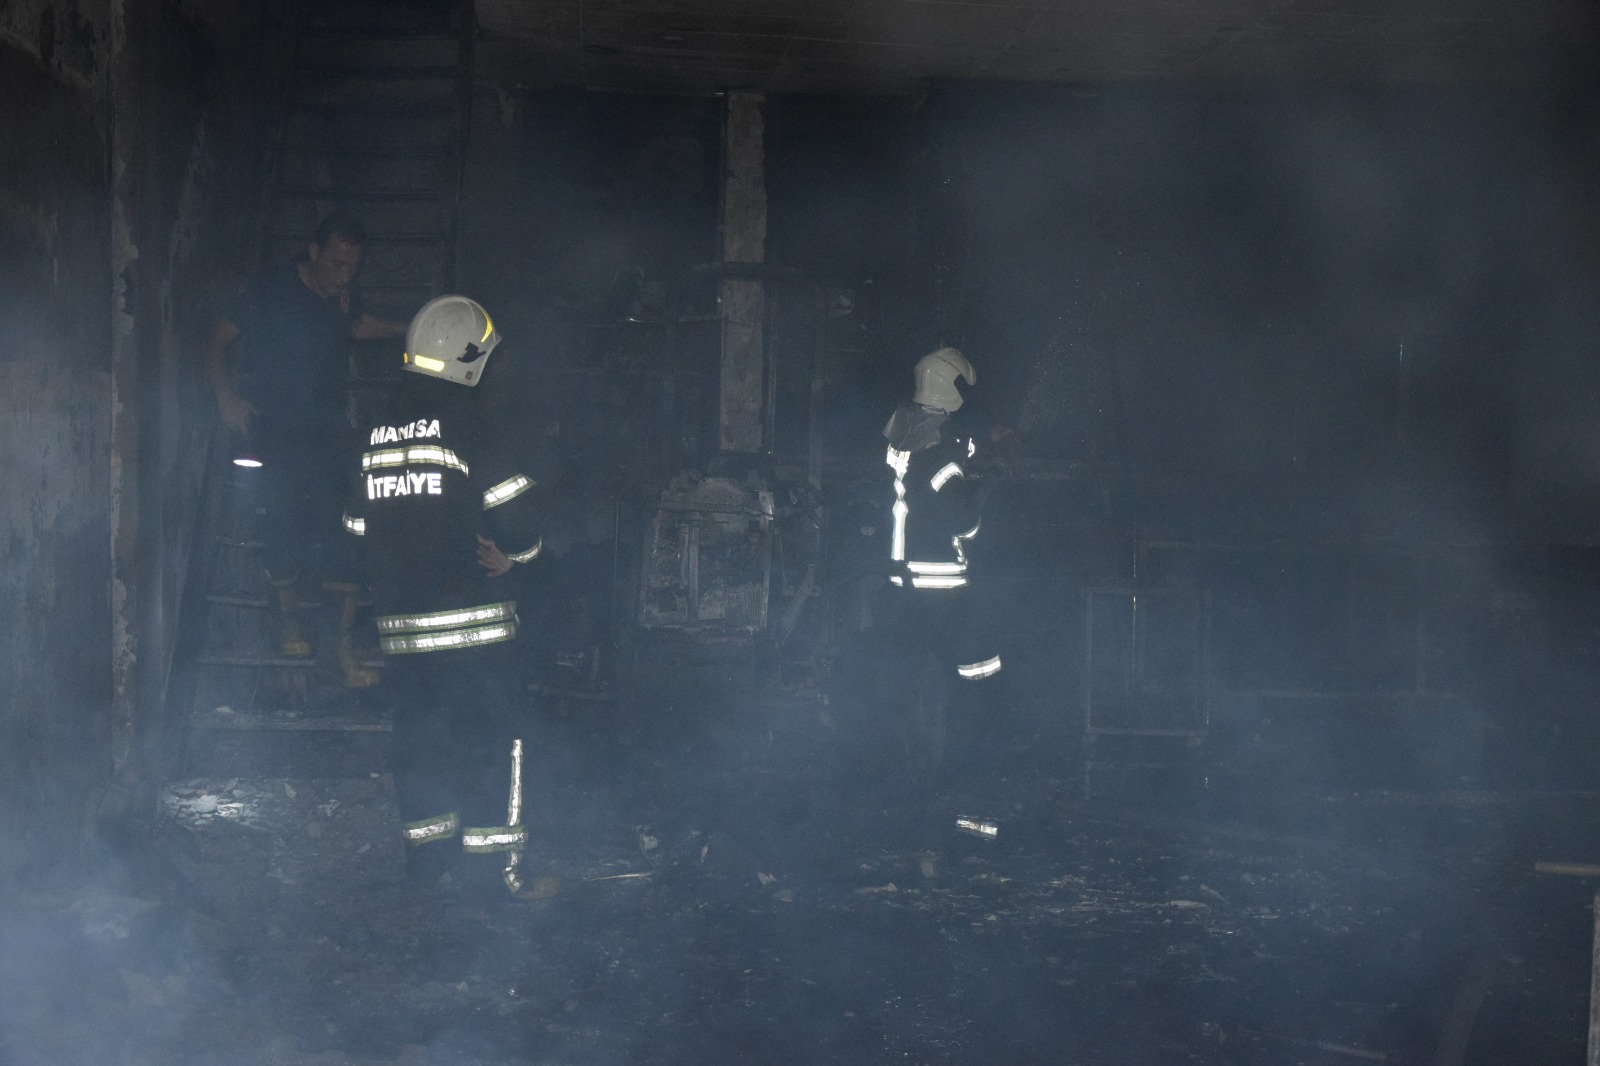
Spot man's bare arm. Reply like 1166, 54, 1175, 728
202, 317, 255, 433
351, 313, 407, 341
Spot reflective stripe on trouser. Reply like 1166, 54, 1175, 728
501, 737, 527, 893
385, 642, 529, 886
890, 574, 969, 589
880, 583, 1000, 684
404, 811, 459, 846
890, 559, 969, 590
956, 655, 1002, 680
462, 826, 528, 853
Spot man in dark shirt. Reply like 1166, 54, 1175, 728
202, 213, 407, 685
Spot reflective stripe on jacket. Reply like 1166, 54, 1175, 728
887, 434, 981, 589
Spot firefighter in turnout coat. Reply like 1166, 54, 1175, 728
883, 347, 1002, 683
343, 295, 544, 895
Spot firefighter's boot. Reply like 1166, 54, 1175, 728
269, 576, 312, 659
328, 582, 380, 689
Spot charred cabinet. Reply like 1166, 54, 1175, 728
639, 475, 774, 636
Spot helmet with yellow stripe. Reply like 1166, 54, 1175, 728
404, 294, 501, 387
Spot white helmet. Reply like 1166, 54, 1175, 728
404, 294, 501, 387
912, 347, 975, 412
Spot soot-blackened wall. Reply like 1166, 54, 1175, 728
0, 0, 287, 881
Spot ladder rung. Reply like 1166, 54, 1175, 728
1085, 727, 1208, 738
205, 594, 370, 609
197, 655, 324, 669
297, 29, 458, 42
280, 143, 455, 159
191, 711, 391, 732
285, 99, 458, 116
275, 186, 449, 202
269, 230, 446, 245
529, 682, 616, 704
291, 64, 458, 80
361, 281, 436, 292
206, 594, 311, 609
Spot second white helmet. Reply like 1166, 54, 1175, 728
404, 294, 501, 387
912, 347, 975, 412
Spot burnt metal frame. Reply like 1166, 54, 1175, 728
1135, 538, 1464, 702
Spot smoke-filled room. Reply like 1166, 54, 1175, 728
6, 1, 1600, 1063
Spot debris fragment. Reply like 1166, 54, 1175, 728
956, 817, 998, 839
757, 872, 777, 886
636, 826, 661, 867
633, 825, 665, 870
1244, 1027, 1388, 1062
515, 876, 560, 901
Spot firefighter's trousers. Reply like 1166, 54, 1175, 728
383, 640, 530, 861
878, 583, 1002, 682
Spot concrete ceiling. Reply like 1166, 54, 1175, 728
474, 0, 1598, 95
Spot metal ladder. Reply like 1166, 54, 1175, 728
174, 0, 475, 781
265, 0, 472, 318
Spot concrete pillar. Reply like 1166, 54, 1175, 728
718, 91, 766, 455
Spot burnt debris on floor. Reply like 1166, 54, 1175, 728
5, 719, 1600, 1065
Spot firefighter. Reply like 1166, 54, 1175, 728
342, 294, 545, 897
883, 347, 1002, 682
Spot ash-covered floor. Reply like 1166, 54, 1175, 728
4, 722, 1598, 1066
